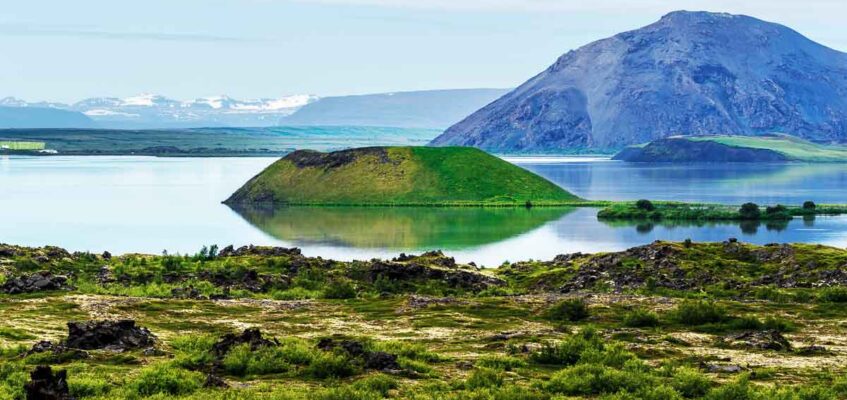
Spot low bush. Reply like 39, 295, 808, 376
670, 367, 712, 398
739, 203, 761, 219
126, 363, 204, 397
803, 201, 816, 210
545, 363, 654, 396
818, 287, 847, 303
465, 368, 504, 389
222, 344, 291, 376
636, 199, 656, 211
476, 355, 527, 371
545, 298, 590, 323
323, 279, 357, 299
669, 301, 728, 325
307, 352, 357, 379
622, 308, 660, 328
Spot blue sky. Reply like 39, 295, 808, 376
3, 0, 847, 102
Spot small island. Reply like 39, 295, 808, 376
225, 146, 581, 206
614, 134, 847, 163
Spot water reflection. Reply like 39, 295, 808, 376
231, 205, 574, 250
600, 218, 791, 235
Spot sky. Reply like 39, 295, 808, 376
3, 0, 847, 103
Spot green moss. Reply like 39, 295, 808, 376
225, 146, 580, 206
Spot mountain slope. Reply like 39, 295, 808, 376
0, 107, 95, 129
431, 11, 847, 153
615, 134, 847, 162
281, 89, 509, 129
225, 146, 578, 205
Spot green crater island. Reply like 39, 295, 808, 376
225, 146, 580, 206
614, 134, 847, 163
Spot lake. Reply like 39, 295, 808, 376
3, 155, 847, 266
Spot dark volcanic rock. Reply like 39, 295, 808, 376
1, 271, 73, 294
317, 338, 401, 372
64, 320, 155, 351
217, 245, 301, 258
613, 138, 790, 162
431, 11, 847, 152
724, 330, 792, 351
211, 328, 279, 358
368, 257, 504, 291
27, 341, 89, 360
24, 366, 74, 400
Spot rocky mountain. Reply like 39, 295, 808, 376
281, 89, 509, 129
431, 11, 847, 153
0, 106, 94, 129
0, 94, 316, 128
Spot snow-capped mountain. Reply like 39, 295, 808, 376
0, 93, 317, 128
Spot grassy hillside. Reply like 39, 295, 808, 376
225, 146, 580, 206
688, 134, 847, 162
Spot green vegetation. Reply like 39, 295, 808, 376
0, 141, 45, 151
688, 134, 847, 162
0, 126, 439, 156
597, 200, 847, 222
225, 146, 581, 206
3, 241, 847, 398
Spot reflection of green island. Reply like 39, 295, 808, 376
599, 216, 792, 234
232, 205, 573, 249
615, 134, 847, 163
225, 146, 581, 206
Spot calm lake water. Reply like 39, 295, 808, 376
3, 155, 847, 266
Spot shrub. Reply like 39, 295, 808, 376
307, 352, 357, 379
311, 386, 382, 400
222, 344, 291, 376
818, 287, 847, 303
803, 201, 817, 210
530, 328, 603, 365
476, 355, 527, 371
670, 301, 728, 325
545, 364, 653, 396
545, 299, 590, 323
352, 374, 398, 396
765, 204, 791, 219
373, 341, 444, 362
171, 334, 216, 369
636, 199, 656, 211
465, 368, 504, 389
671, 367, 712, 398
739, 203, 761, 219
622, 308, 660, 328
126, 363, 204, 397
68, 375, 111, 398
323, 279, 357, 299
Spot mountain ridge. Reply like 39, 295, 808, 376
431, 10, 847, 153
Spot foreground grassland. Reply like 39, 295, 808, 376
688, 135, 847, 162
225, 147, 581, 206
3, 241, 847, 399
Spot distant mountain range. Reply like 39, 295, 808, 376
0, 94, 316, 129
0, 89, 508, 130
432, 11, 847, 153
280, 89, 509, 129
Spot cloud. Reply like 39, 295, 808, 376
0, 23, 252, 43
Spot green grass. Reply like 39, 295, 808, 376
0, 141, 45, 151
226, 146, 581, 206
687, 134, 847, 162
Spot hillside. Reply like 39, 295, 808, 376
225, 146, 579, 205
615, 135, 847, 162
0, 106, 95, 129
281, 89, 509, 129
432, 11, 847, 153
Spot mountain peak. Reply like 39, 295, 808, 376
431, 12, 847, 152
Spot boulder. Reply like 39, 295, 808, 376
211, 328, 278, 358
24, 366, 74, 400
64, 320, 156, 351
1, 272, 72, 294
724, 330, 792, 351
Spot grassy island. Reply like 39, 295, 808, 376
614, 134, 847, 163
225, 146, 580, 206
598, 200, 847, 222
4, 241, 847, 399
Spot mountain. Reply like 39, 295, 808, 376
431, 11, 847, 153
0, 106, 95, 129
224, 146, 578, 206
281, 89, 509, 129
0, 94, 316, 128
